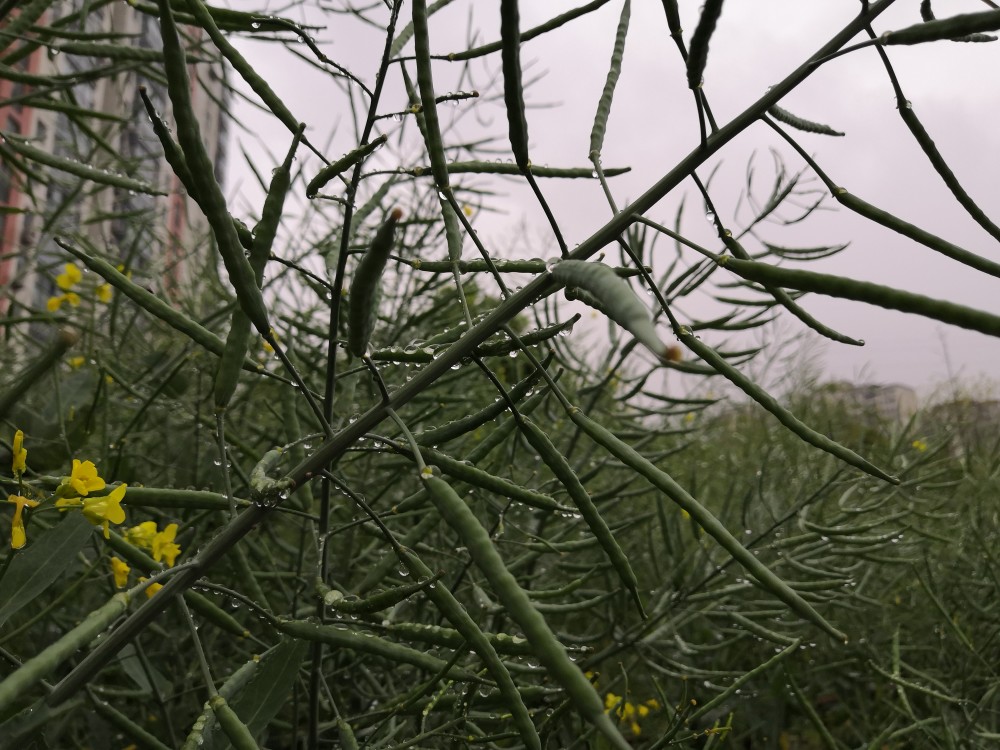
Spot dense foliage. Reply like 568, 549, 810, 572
2, 1, 999, 748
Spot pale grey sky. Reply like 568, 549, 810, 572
225, 1, 1000, 396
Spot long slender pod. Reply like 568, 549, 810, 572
214, 130, 301, 411
686, 0, 725, 89
518, 416, 645, 617
720, 256, 1000, 339
399, 548, 542, 750
590, 0, 631, 160
157, 0, 270, 334
719, 232, 862, 345
500, 0, 531, 170
421, 474, 633, 750
567, 408, 846, 642
0, 594, 130, 714
679, 330, 897, 483
882, 10, 1000, 45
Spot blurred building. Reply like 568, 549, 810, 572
0, 1, 228, 315
816, 382, 918, 426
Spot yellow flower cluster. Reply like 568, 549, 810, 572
604, 692, 661, 736
46, 262, 112, 312
6, 431, 127, 548
124, 521, 182, 567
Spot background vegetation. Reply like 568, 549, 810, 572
2, 1, 999, 748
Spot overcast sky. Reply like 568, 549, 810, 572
224, 1, 1000, 398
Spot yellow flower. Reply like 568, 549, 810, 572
68, 356, 86, 369
82, 484, 127, 538
152, 523, 181, 567
645, 698, 660, 710
110, 557, 130, 588
125, 521, 158, 550
95, 283, 112, 303
912, 439, 928, 452
56, 262, 82, 290
7, 495, 40, 549
12, 430, 27, 476
46, 292, 81, 312
68, 459, 106, 496
630, 722, 641, 736
638, 704, 650, 718
462, 204, 474, 217
139, 577, 163, 598
58, 484, 127, 538
604, 692, 620, 711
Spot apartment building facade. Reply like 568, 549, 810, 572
0, 1, 228, 316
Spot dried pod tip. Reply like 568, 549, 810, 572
390, 208, 404, 221
664, 345, 683, 363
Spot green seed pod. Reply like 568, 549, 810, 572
306, 135, 388, 198
421, 473, 632, 750
518, 416, 644, 617
882, 9, 1000, 45
686, 0, 725, 89
767, 105, 844, 136
550, 259, 668, 359
211, 695, 261, 750
347, 209, 402, 357
500, 0, 531, 170
589, 0, 631, 160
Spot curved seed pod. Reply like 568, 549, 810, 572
158, 0, 270, 334
720, 255, 1000, 339
720, 232, 861, 346
421, 474, 633, 750
686, 0, 725, 89
184, 0, 305, 142
394, 444, 567, 513
590, 0, 631, 159
882, 9, 1000, 45
404, 161, 630, 178
414, 362, 545, 446
679, 330, 897, 484
412, 0, 451, 190
210, 695, 261, 750
518, 416, 645, 617
0, 594, 130, 714
306, 135, 388, 198
185, 591, 250, 639
550, 259, 668, 359
895, 105, 1000, 244
399, 548, 542, 750
500, 0, 531, 170
767, 105, 844, 136
318, 574, 441, 614
1, 137, 164, 196
448, 0, 612, 60
568, 408, 847, 642
347, 209, 402, 357
335, 718, 360, 750
275, 619, 483, 683
90, 697, 172, 750
215, 131, 301, 411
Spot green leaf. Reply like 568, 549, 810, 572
0, 513, 93, 628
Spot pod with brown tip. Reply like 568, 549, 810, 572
347, 209, 402, 357
550, 259, 668, 359
420, 473, 633, 750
